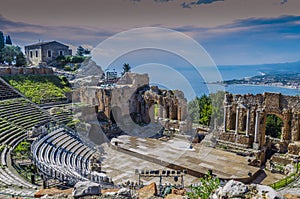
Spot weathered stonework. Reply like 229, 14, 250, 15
222, 92, 300, 164
72, 73, 189, 134
0, 66, 53, 75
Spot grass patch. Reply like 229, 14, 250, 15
3, 75, 71, 104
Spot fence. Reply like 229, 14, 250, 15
269, 170, 300, 190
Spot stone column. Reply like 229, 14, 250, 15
178, 107, 182, 121
214, 118, 218, 130
224, 105, 227, 132
235, 106, 240, 135
162, 107, 167, 118
246, 107, 251, 136
149, 105, 155, 123
282, 110, 292, 141
254, 109, 261, 143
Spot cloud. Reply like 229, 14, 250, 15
129, 0, 223, 8
0, 14, 115, 48
182, 0, 224, 8
181, 2, 191, 8
130, 0, 173, 2
226, 15, 300, 28
2, 12, 300, 65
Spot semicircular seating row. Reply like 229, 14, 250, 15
0, 97, 53, 191
31, 127, 113, 188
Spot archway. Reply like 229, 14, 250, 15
265, 113, 284, 159
266, 114, 283, 139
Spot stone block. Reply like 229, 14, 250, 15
137, 182, 157, 199
72, 181, 101, 198
34, 188, 72, 198
165, 194, 184, 199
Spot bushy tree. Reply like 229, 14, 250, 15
121, 63, 131, 75
188, 94, 212, 125
0, 31, 4, 63
76, 45, 90, 56
187, 172, 220, 199
15, 51, 26, 66
210, 91, 225, 126
2, 45, 25, 66
188, 91, 225, 126
5, 35, 12, 45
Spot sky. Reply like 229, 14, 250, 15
1, 0, 300, 65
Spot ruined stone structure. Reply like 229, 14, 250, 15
72, 73, 188, 133
0, 66, 53, 75
220, 92, 300, 164
25, 41, 72, 66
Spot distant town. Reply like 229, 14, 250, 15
222, 73, 300, 90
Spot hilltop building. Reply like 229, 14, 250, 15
24, 41, 72, 66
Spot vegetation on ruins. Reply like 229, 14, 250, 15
3, 75, 71, 104
55, 55, 87, 70
188, 91, 225, 126
13, 140, 31, 155
12, 140, 41, 185
187, 172, 220, 199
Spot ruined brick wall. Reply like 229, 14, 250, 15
224, 92, 300, 155
0, 66, 53, 75
74, 73, 188, 127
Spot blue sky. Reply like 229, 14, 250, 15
1, 0, 300, 65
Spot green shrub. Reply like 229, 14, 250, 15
3, 75, 71, 104
187, 172, 220, 199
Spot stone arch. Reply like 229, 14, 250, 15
264, 111, 284, 139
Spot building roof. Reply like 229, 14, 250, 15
25, 41, 69, 48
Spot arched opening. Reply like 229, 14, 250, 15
266, 114, 283, 139
265, 113, 284, 159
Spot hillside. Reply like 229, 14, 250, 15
2, 75, 71, 104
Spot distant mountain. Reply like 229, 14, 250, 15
257, 61, 300, 74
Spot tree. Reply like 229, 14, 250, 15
121, 63, 131, 75
15, 51, 26, 67
2, 45, 24, 66
210, 91, 225, 126
76, 46, 84, 56
76, 45, 90, 56
0, 31, 4, 49
266, 114, 283, 138
188, 97, 200, 123
5, 35, 12, 45
188, 91, 226, 127
0, 31, 4, 64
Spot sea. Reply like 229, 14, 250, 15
176, 64, 300, 101
219, 64, 300, 96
